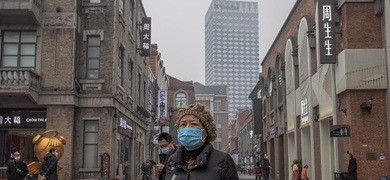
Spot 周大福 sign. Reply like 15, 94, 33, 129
0, 114, 46, 128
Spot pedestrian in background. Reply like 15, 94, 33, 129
6, 151, 28, 180
164, 104, 239, 180
301, 165, 308, 180
253, 161, 262, 180
348, 153, 357, 180
154, 132, 177, 180
291, 160, 300, 180
247, 164, 252, 176
40, 148, 58, 180
261, 154, 272, 180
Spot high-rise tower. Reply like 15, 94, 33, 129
205, 0, 259, 121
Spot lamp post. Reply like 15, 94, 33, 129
151, 105, 174, 134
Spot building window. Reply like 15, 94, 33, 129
214, 114, 221, 124
143, 80, 146, 106
214, 100, 221, 111
119, 0, 124, 16
83, 120, 99, 168
127, 60, 133, 96
117, 47, 123, 86
129, 0, 134, 32
175, 92, 187, 108
138, 73, 141, 104
90, 0, 101, 3
1, 31, 36, 69
198, 101, 210, 110
87, 37, 100, 79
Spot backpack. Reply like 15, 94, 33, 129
254, 166, 261, 174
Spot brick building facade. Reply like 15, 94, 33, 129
0, 0, 151, 179
193, 82, 229, 152
259, 0, 390, 179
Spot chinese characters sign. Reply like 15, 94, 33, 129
318, 0, 337, 64
0, 114, 46, 127
140, 17, 151, 56
118, 113, 133, 137
301, 98, 309, 125
157, 90, 167, 118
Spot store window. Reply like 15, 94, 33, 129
83, 120, 99, 168
1, 31, 36, 69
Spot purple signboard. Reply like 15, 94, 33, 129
317, 0, 337, 64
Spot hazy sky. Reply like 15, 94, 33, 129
142, 0, 296, 84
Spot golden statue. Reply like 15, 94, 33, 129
27, 130, 66, 178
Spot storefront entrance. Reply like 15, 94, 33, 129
0, 109, 46, 179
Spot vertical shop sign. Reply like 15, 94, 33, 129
157, 90, 167, 118
140, 17, 151, 56
317, 0, 337, 64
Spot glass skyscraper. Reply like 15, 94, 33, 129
205, 0, 259, 121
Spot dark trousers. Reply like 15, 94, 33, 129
262, 174, 269, 180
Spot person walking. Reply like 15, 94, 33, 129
291, 160, 300, 180
164, 104, 239, 180
247, 164, 252, 176
301, 165, 309, 180
253, 162, 262, 180
261, 154, 272, 180
154, 132, 177, 180
6, 152, 28, 180
348, 153, 357, 180
40, 148, 58, 180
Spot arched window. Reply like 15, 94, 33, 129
175, 92, 187, 108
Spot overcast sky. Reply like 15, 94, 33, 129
142, 0, 296, 84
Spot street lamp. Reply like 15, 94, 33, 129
151, 104, 174, 134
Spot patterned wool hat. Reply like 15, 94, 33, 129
175, 104, 217, 142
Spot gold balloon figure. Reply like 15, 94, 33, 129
27, 130, 66, 179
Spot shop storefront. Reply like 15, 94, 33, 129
116, 113, 133, 180
0, 109, 46, 178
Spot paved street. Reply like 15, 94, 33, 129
238, 173, 257, 180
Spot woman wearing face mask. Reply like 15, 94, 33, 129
40, 148, 58, 180
165, 104, 239, 180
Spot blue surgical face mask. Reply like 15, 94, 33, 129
161, 146, 171, 155
177, 127, 205, 150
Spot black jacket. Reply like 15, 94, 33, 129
158, 146, 177, 180
6, 160, 28, 180
40, 153, 58, 180
165, 143, 239, 180
348, 158, 357, 180
261, 159, 271, 175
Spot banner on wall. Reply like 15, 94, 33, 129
157, 90, 168, 119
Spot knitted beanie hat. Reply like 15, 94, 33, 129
175, 104, 217, 142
